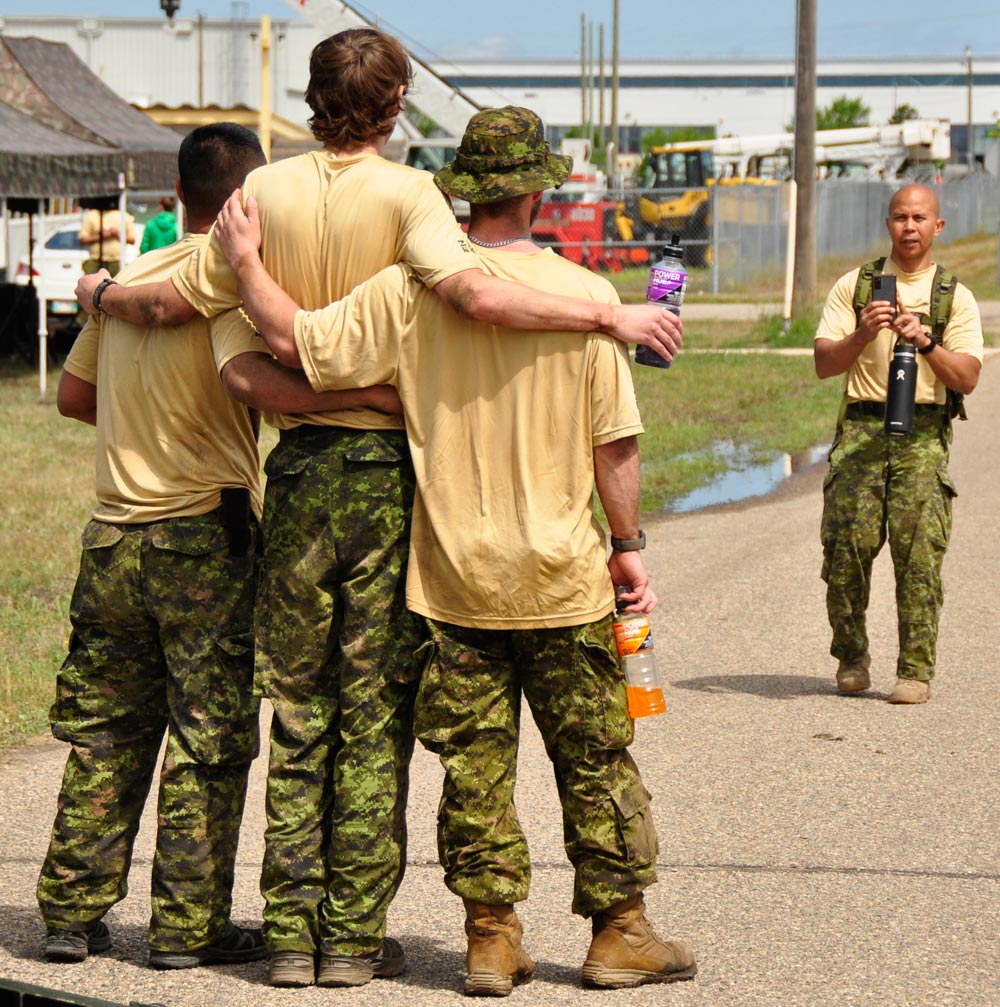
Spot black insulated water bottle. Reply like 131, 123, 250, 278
884, 340, 917, 435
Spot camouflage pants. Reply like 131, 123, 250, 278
37, 512, 260, 952
256, 426, 422, 957
414, 616, 659, 919
821, 407, 955, 681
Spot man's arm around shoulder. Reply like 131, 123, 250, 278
221, 352, 403, 416
433, 268, 683, 366
75, 270, 196, 328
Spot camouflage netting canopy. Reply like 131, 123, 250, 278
0, 35, 180, 197
0, 100, 125, 199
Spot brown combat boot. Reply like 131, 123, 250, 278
582, 893, 697, 989
462, 900, 534, 997
836, 652, 871, 694
888, 677, 930, 704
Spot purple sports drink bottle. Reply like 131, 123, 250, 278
635, 234, 686, 369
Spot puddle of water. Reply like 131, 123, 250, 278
665, 441, 830, 514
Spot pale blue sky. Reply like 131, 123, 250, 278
2, 0, 997, 61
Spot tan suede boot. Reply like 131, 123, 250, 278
582, 893, 697, 989
462, 900, 534, 997
888, 677, 930, 704
836, 652, 871, 693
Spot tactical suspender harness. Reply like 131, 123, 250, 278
851, 257, 965, 420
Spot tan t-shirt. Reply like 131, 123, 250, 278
294, 248, 643, 630
172, 150, 481, 432
63, 235, 264, 524
79, 208, 136, 263
815, 260, 983, 404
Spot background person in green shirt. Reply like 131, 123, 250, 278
140, 196, 179, 253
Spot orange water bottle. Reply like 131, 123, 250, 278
611, 591, 667, 718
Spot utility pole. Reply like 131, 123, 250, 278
259, 15, 272, 163
580, 15, 586, 135
609, 0, 619, 187
587, 20, 594, 143
197, 12, 204, 107
599, 24, 606, 151
791, 0, 816, 316
965, 46, 974, 171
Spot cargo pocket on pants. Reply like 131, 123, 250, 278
611, 778, 658, 866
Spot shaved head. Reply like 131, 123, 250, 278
885, 183, 944, 271
888, 183, 940, 218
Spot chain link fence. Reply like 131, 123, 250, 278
537, 176, 1000, 295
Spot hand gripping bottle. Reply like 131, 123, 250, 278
884, 339, 917, 435
611, 591, 667, 718
634, 233, 686, 369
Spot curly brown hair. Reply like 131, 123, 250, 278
306, 28, 413, 149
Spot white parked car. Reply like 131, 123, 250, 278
14, 221, 143, 316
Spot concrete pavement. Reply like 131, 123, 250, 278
1, 361, 997, 1007
682, 300, 1000, 332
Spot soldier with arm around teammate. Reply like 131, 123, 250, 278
40, 123, 395, 970
216, 106, 698, 996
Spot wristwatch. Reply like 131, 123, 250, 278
917, 337, 937, 355
92, 278, 118, 313
610, 530, 646, 552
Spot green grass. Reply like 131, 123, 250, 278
754, 308, 824, 349
610, 231, 1000, 307
0, 362, 95, 747
632, 352, 841, 512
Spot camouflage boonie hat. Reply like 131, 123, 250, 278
435, 106, 572, 204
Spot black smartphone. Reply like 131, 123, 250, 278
872, 274, 897, 317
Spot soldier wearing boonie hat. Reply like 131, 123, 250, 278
212, 101, 696, 998
434, 105, 572, 204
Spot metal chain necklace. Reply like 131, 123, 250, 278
468, 234, 532, 248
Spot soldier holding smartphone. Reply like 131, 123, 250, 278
812, 184, 983, 704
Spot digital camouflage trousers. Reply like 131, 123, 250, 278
256, 426, 423, 958
414, 615, 659, 919
37, 511, 260, 952
821, 408, 955, 681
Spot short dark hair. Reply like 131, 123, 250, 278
471, 196, 524, 220
306, 28, 412, 148
178, 123, 266, 221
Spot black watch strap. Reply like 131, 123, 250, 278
917, 338, 937, 355
92, 278, 118, 313
610, 530, 646, 552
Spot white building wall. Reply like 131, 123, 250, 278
0, 15, 309, 116
441, 56, 1000, 150
1, 16, 997, 155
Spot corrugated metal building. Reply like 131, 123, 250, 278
0, 14, 997, 161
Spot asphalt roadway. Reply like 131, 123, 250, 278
1, 360, 998, 1007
